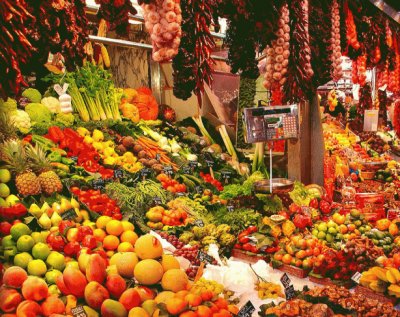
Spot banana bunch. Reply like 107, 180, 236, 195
255, 281, 284, 299
360, 266, 400, 296
191, 278, 224, 296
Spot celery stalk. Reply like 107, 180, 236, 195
192, 115, 215, 144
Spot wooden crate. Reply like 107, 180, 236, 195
231, 249, 269, 264
309, 275, 353, 288
354, 285, 398, 305
274, 263, 309, 279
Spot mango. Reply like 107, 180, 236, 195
63, 266, 88, 298
86, 253, 107, 283
0, 288, 22, 313
101, 299, 128, 317
85, 281, 110, 309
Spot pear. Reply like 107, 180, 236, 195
29, 203, 43, 218
52, 202, 62, 213
70, 197, 80, 209
60, 198, 72, 212
51, 212, 62, 226
41, 202, 51, 212
38, 213, 52, 229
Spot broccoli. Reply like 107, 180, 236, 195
55, 113, 75, 127
0, 98, 17, 114
25, 103, 52, 124
22, 88, 42, 103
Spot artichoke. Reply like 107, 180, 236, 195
220, 233, 236, 247
189, 240, 201, 246
204, 224, 217, 236
216, 224, 231, 237
193, 226, 207, 239
202, 235, 218, 245
179, 232, 195, 244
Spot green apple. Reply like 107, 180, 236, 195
1, 235, 15, 248
4, 246, 17, 261
10, 223, 31, 240
65, 260, 79, 270
0, 183, 10, 198
14, 252, 33, 269
31, 232, 45, 244
317, 223, 328, 232
46, 251, 65, 271
16, 235, 35, 252
5, 194, 19, 206
317, 231, 326, 240
32, 242, 51, 260
27, 259, 47, 276
45, 269, 62, 284
48, 284, 61, 296
0, 197, 7, 207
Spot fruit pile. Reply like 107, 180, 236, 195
146, 205, 190, 228
199, 172, 224, 191
255, 280, 284, 300
157, 173, 187, 194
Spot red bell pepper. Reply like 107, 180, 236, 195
47, 126, 64, 143
0, 203, 27, 220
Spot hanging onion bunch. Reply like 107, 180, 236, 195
172, 0, 216, 104
309, 0, 333, 87
283, 0, 314, 103
330, 0, 342, 82
263, 4, 290, 104
142, 0, 182, 62
0, 0, 35, 98
95, 0, 137, 36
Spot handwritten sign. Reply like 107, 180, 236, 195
114, 169, 124, 179
205, 159, 214, 168
280, 273, 295, 300
188, 160, 198, 169
71, 156, 78, 163
176, 192, 186, 197
221, 171, 232, 180
237, 301, 255, 317
351, 272, 361, 284
227, 204, 235, 212
92, 178, 105, 190
182, 166, 191, 174
141, 168, 151, 179
71, 306, 87, 317
61, 208, 76, 220
153, 197, 162, 205
194, 219, 204, 227
197, 250, 213, 263
155, 153, 161, 161
195, 186, 203, 194
163, 165, 174, 176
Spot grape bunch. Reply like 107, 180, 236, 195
174, 245, 201, 266
158, 232, 185, 249
186, 266, 199, 279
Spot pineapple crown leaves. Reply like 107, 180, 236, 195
25, 143, 54, 174
0, 139, 30, 174
0, 112, 17, 143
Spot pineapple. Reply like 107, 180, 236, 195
1, 140, 41, 196
26, 144, 63, 195
0, 113, 17, 143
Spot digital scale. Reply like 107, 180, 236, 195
243, 104, 299, 143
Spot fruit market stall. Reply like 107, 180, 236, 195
1, 0, 400, 316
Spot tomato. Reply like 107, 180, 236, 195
112, 213, 122, 220
239, 237, 250, 244
167, 186, 176, 193
247, 226, 257, 233
82, 235, 97, 249
242, 243, 253, 251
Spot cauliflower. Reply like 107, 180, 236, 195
10, 110, 31, 134
22, 88, 42, 103
25, 103, 52, 124
41, 97, 60, 113
0, 98, 17, 114
55, 113, 75, 127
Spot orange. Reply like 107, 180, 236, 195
185, 294, 202, 307
197, 305, 212, 317
106, 220, 124, 236
281, 254, 292, 265
179, 312, 197, 317
227, 305, 239, 315
295, 259, 303, 267
175, 290, 189, 299
165, 297, 188, 315
106, 250, 115, 258
121, 221, 135, 232
295, 250, 306, 259
274, 253, 283, 261
96, 216, 112, 229
121, 230, 138, 245
347, 224, 356, 232
339, 224, 348, 234
103, 235, 120, 250
306, 239, 316, 249
118, 242, 134, 252
93, 229, 106, 242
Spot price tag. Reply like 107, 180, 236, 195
280, 273, 295, 300
71, 156, 78, 163
92, 179, 105, 190
197, 250, 213, 264
71, 306, 87, 317
141, 168, 151, 179
205, 159, 214, 168
188, 160, 198, 169
114, 169, 124, 179
237, 301, 255, 317
153, 197, 162, 205
227, 204, 235, 212
163, 165, 174, 176
194, 219, 204, 227
351, 271, 362, 284
176, 192, 186, 197
195, 186, 203, 194
155, 153, 161, 161
221, 171, 232, 180
387, 209, 400, 221
61, 208, 76, 220
182, 166, 191, 174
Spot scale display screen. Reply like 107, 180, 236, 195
243, 104, 299, 143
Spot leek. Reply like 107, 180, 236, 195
192, 115, 215, 144
252, 142, 269, 178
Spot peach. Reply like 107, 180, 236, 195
101, 299, 128, 317
185, 293, 202, 307
86, 254, 107, 284
63, 267, 88, 298
3, 266, 28, 288
106, 274, 127, 298
196, 305, 212, 317
134, 286, 156, 301
179, 312, 197, 317
119, 288, 141, 311
78, 251, 91, 274
128, 307, 150, 317
55, 275, 71, 295
41, 295, 65, 316
21, 276, 48, 301
84, 281, 110, 310
16, 300, 42, 317
0, 288, 22, 313
165, 297, 188, 315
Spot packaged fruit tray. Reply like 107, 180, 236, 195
354, 285, 398, 305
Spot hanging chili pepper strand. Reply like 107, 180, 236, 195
172, 0, 216, 105
0, 0, 35, 98
283, 0, 314, 103
330, 0, 342, 82
343, 0, 361, 58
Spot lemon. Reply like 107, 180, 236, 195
27, 259, 47, 276
0, 169, 11, 183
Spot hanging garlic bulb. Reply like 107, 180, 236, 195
330, 0, 342, 81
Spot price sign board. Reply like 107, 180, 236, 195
237, 301, 255, 317
141, 168, 151, 179
188, 160, 198, 169
163, 165, 174, 176
153, 197, 162, 205
197, 250, 213, 263
227, 204, 235, 212
182, 166, 191, 174
92, 178, 105, 190
114, 169, 124, 179
71, 156, 78, 163
194, 219, 204, 227
61, 208, 76, 220
280, 273, 295, 300
351, 272, 362, 284
71, 306, 87, 317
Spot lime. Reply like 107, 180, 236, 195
10, 223, 31, 241
0, 169, 11, 183
1, 235, 15, 248
27, 259, 47, 276
5, 195, 19, 206
326, 233, 334, 243
317, 231, 326, 240
46, 251, 65, 271
328, 227, 337, 235
336, 233, 344, 240
327, 220, 336, 228
16, 235, 35, 252
0, 183, 10, 198
317, 223, 328, 232
14, 252, 33, 269
32, 242, 51, 260
354, 220, 362, 227
45, 269, 62, 284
